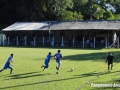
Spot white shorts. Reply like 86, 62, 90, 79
56, 61, 61, 67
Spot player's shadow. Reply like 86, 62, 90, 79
0, 75, 93, 89
74, 71, 108, 78
114, 79, 120, 83
74, 69, 120, 78
0, 74, 10, 78
75, 72, 98, 77
1, 70, 120, 90
4, 71, 51, 80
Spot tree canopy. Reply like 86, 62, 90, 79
0, 0, 120, 29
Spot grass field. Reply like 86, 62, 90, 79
0, 46, 120, 90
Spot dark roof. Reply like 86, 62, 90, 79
2, 20, 120, 31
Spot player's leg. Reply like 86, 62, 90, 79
41, 65, 44, 68
56, 61, 61, 74
43, 63, 49, 71
41, 60, 46, 68
108, 63, 110, 72
56, 62, 59, 74
10, 68, 13, 74
9, 65, 13, 74
0, 65, 8, 72
111, 63, 113, 70
57, 62, 61, 70
0, 68, 5, 72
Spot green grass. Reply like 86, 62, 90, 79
0, 47, 120, 90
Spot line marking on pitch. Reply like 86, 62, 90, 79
76, 61, 120, 90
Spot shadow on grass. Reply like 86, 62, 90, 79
0, 45, 105, 50
0, 76, 93, 89
3, 71, 51, 80
75, 72, 99, 77
1, 70, 120, 89
0, 71, 117, 89
114, 79, 120, 83
75, 70, 120, 78
0, 74, 10, 77
74, 71, 111, 78
75, 70, 120, 90
63, 51, 120, 62
1, 46, 120, 62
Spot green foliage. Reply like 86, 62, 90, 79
1, 0, 120, 27
73, 11, 83, 20
58, 10, 83, 21
114, 14, 120, 20
106, 0, 120, 14
93, 4, 105, 19
103, 10, 115, 20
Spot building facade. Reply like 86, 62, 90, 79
1, 21, 120, 48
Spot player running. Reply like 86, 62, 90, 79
54, 50, 63, 74
41, 52, 53, 71
106, 52, 118, 72
0, 53, 14, 74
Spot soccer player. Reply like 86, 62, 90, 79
0, 53, 14, 74
106, 52, 118, 72
41, 52, 53, 71
54, 50, 63, 74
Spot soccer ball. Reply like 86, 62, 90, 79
70, 68, 74, 71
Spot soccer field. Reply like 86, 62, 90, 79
0, 47, 120, 90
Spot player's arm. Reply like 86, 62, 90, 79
9, 60, 13, 66
60, 54, 63, 59
54, 54, 56, 59
51, 55, 54, 59
51, 55, 54, 57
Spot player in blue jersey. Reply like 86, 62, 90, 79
54, 50, 63, 74
41, 52, 53, 71
0, 53, 14, 74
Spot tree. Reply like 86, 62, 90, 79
73, 11, 83, 20
93, 4, 105, 19
16, 0, 45, 21
57, 10, 83, 21
107, 0, 120, 14
103, 10, 114, 20
44, 0, 73, 20
114, 14, 120, 20
72, 0, 88, 20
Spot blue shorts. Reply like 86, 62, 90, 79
3, 65, 13, 69
44, 61, 49, 68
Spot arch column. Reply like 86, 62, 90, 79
34, 36, 36, 46
16, 36, 18, 46
8, 36, 10, 46
83, 37, 85, 48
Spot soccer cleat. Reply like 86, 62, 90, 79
56, 72, 58, 74
56, 66, 59, 70
41, 65, 44, 68
56, 66, 58, 70
43, 68, 45, 71
10, 72, 13, 74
